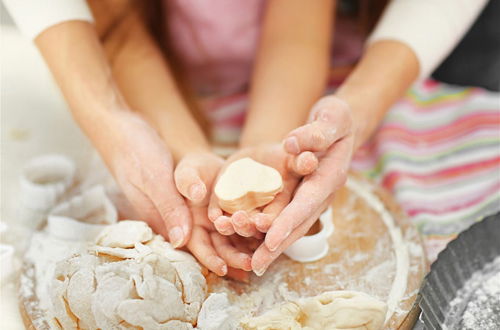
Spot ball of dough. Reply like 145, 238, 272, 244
49, 220, 207, 329
241, 290, 387, 330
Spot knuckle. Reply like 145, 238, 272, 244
156, 202, 181, 223
310, 130, 327, 148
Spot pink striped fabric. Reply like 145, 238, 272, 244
351, 80, 500, 262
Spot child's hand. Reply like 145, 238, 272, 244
175, 152, 256, 282
208, 144, 318, 238
251, 95, 354, 275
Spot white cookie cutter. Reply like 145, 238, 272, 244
46, 186, 118, 241
49, 185, 117, 225
18, 154, 75, 225
284, 207, 334, 262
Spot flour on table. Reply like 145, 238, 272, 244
346, 178, 410, 322
444, 256, 500, 330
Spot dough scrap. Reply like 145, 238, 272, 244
49, 220, 207, 329
49, 185, 117, 225
96, 220, 153, 248
197, 293, 241, 330
214, 157, 283, 214
241, 290, 387, 330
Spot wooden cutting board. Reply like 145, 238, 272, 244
206, 174, 428, 329
19, 174, 427, 329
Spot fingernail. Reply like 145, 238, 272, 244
188, 183, 205, 201
255, 216, 265, 228
268, 230, 290, 252
267, 238, 280, 252
233, 212, 247, 227
284, 136, 300, 154
169, 226, 184, 248
268, 243, 278, 252
255, 214, 269, 231
221, 264, 228, 276
208, 208, 221, 222
253, 266, 267, 277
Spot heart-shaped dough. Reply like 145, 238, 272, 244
214, 157, 283, 214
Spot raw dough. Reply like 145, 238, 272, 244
49, 220, 207, 329
49, 185, 117, 225
95, 220, 153, 248
241, 291, 387, 330
214, 157, 283, 214
197, 293, 241, 330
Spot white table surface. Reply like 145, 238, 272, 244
1, 25, 95, 329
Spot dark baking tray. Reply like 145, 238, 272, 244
415, 211, 500, 329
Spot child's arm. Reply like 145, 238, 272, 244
92, 4, 210, 162
240, 0, 335, 147
206, 0, 334, 239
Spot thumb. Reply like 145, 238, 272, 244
147, 174, 193, 248
174, 161, 207, 204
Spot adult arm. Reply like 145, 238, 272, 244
253, 0, 488, 275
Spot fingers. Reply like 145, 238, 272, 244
187, 226, 227, 276
208, 191, 223, 222
286, 151, 318, 176
265, 135, 353, 252
211, 233, 252, 271
120, 182, 169, 238
174, 164, 207, 204
175, 153, 224, 205
283, 122, 338, 154
214, 216, 235, 235
284, 119, 349, 156
231, 211, 260, 237
251, 205, 325, 276
146, 170, 193, 248
284, 96, 352, 155
254, 182, 295, 233
152, 194, 192, 249
229, 235, 262, 253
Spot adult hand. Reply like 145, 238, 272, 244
102, 111, 193, 248
208, 144, 318, 238
251, 95, 355, 275
175, 152, 258, 282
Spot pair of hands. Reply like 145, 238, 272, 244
108, 96, 354, 280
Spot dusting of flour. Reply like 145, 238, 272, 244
444, 256, 500, 330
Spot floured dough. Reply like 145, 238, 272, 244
49, 220, 207, 329
214, 157, 283, 214
241, 290, 387, 330
95, 220, 153, 248
197, 293, 241, 330
49, 185, 117, 225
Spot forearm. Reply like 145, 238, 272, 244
240, 0, 334, 147
102, 11, 210, 161
35, 21, 131, 158
335, 40, 419, 149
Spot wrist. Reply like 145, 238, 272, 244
334, 90, 378, 150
